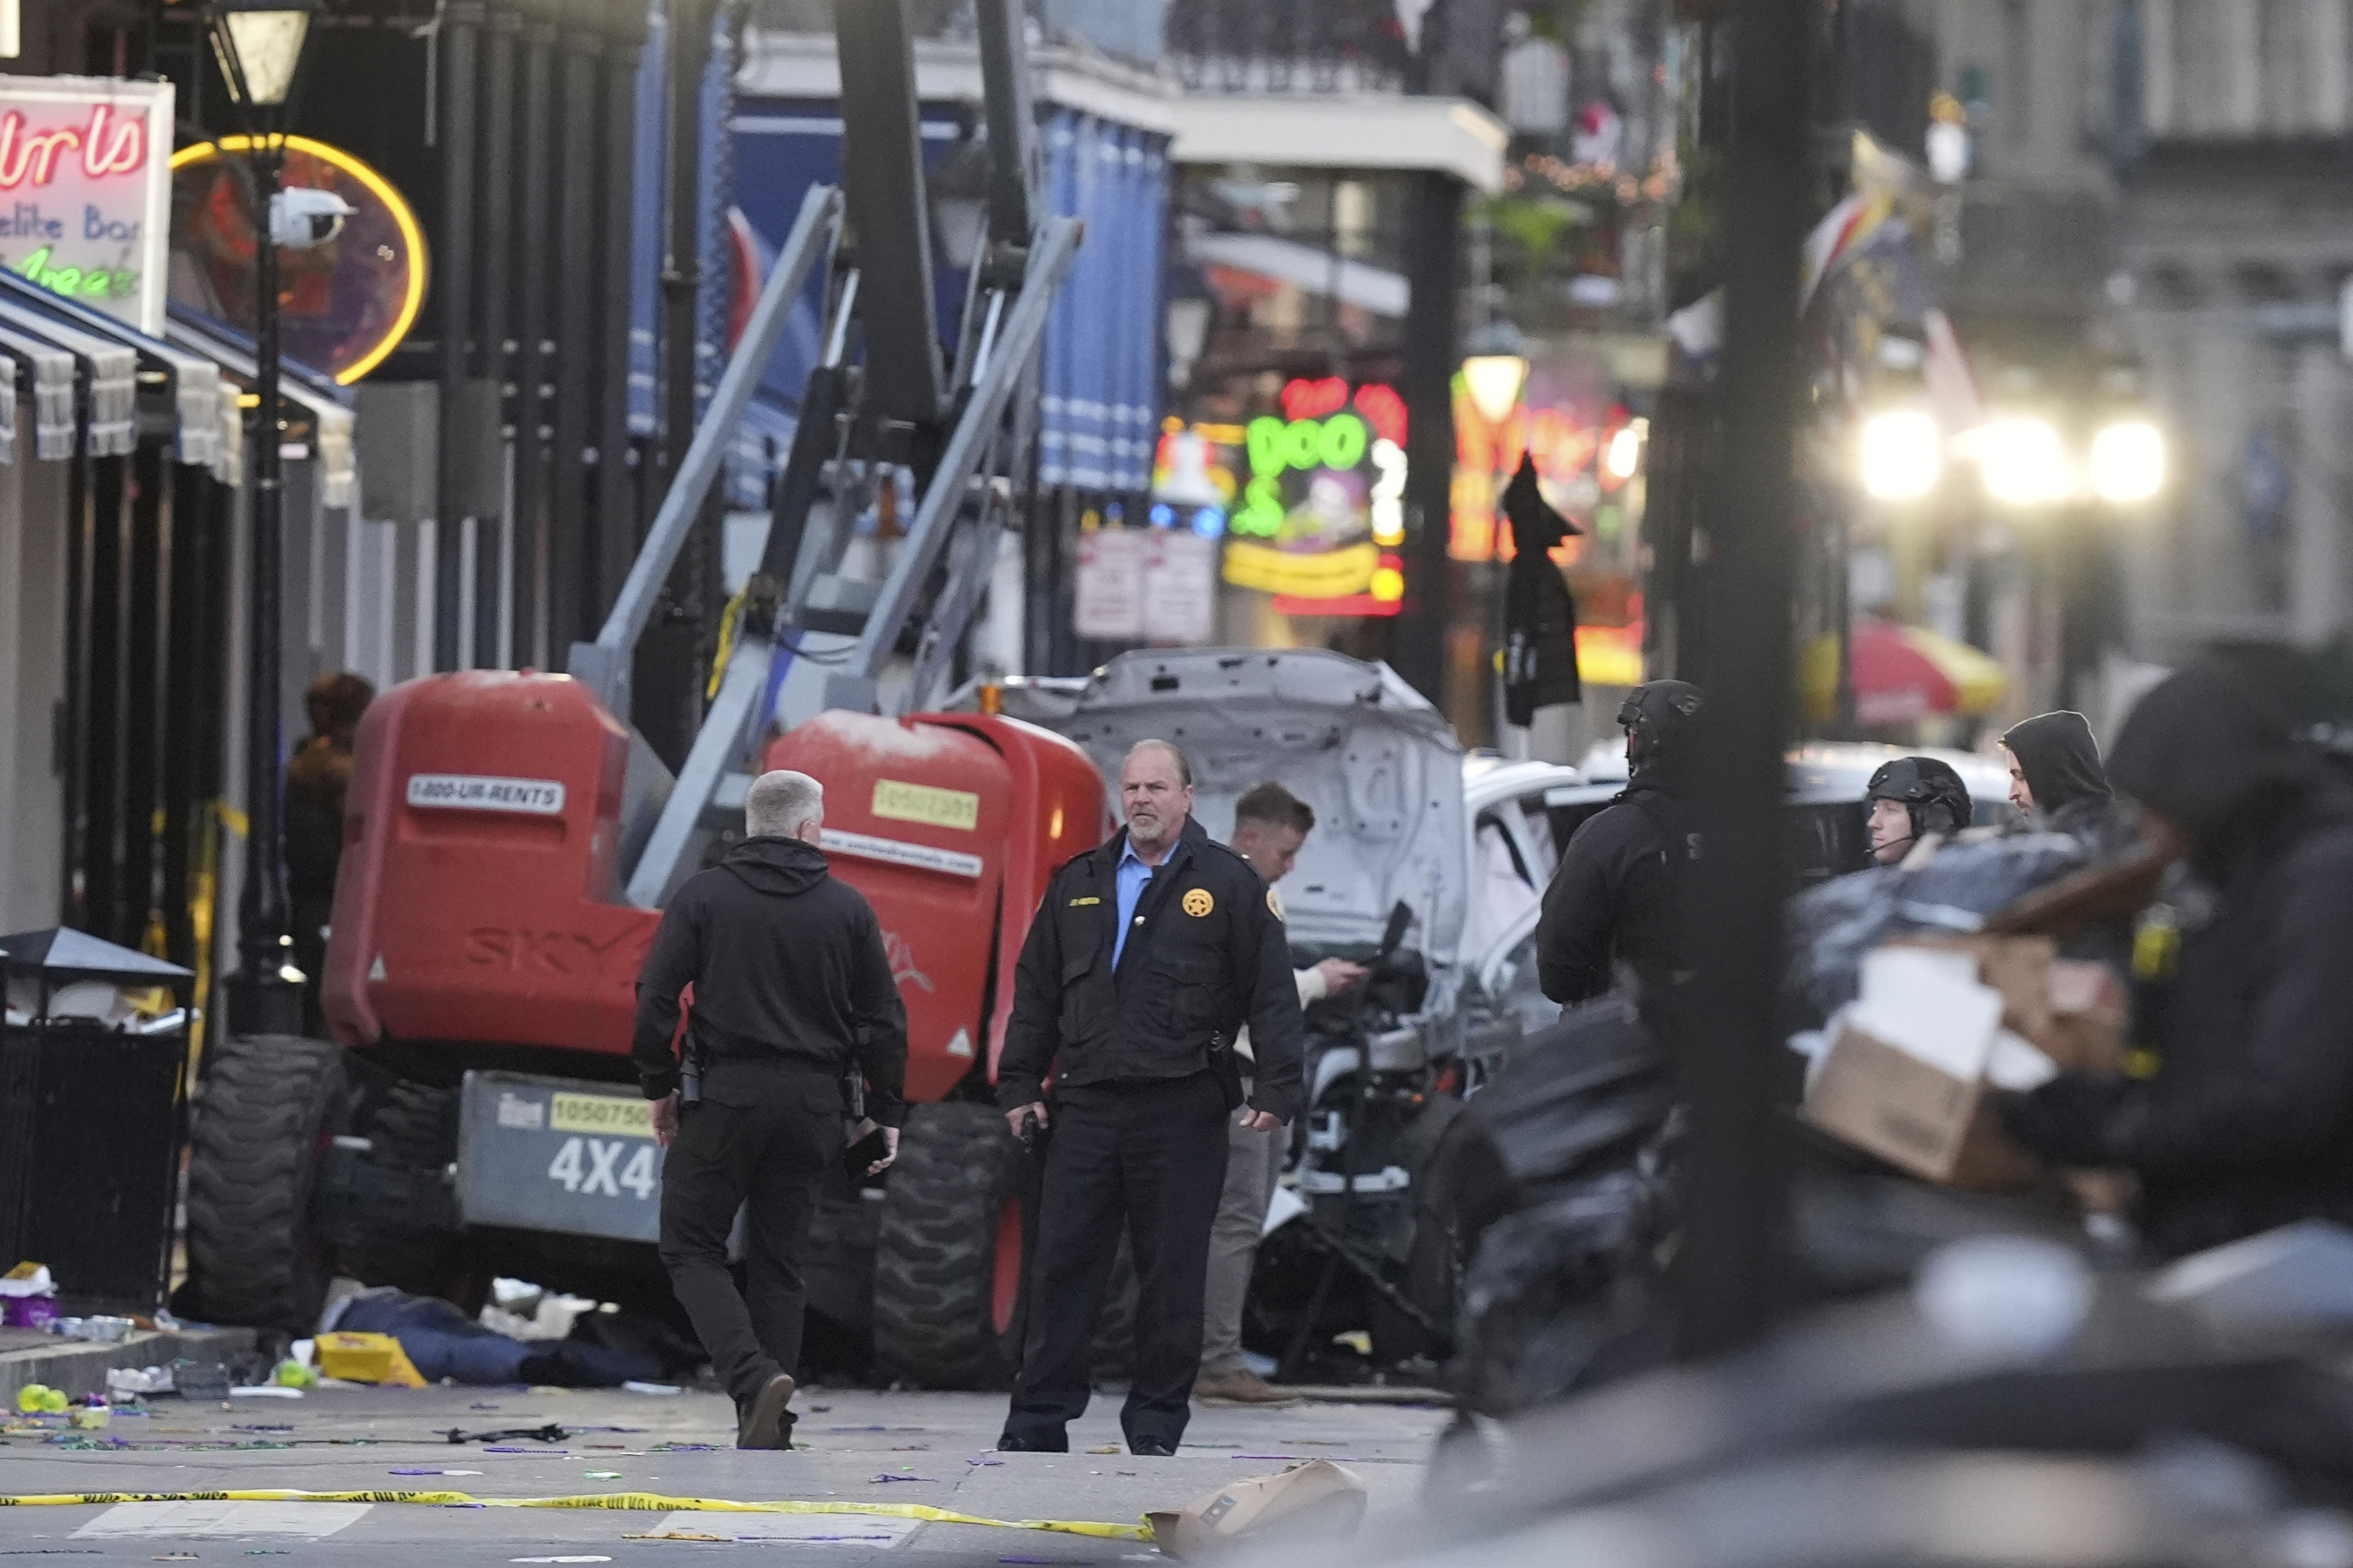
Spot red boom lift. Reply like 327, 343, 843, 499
178, 0, 1113, 1387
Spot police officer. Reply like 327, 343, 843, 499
1536, 680, 1705, 1005
996, 740, 1306, 1457
634, 769, 908, 1450
1862, 755, 1973, 867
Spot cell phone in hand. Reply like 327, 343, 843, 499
842, 1126, 891, 1183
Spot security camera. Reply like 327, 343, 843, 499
269, 188, 355, 250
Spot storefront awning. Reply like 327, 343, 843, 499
1184, 230, 1410, 317
0, 273, 230, 478
167, 307, 357, 508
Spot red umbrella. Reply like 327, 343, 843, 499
1800, 618, 2008, 727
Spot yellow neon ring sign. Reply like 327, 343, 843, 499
170, 134, 429, 385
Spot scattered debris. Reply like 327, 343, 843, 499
442, 1424, 569, 1445
1146, 1461, 1369, 1560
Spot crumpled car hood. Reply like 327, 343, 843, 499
992, 649, 1468, 973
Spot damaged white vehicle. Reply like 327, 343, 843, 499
974, 647, 1599, 1373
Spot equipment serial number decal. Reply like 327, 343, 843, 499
870, 779, 981, 831
549, 1092, 655, 1138
406, 774, 567, 815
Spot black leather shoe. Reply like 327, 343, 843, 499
738, 1374, 796, 1450
1128, 1436, 1176, 1457
997, 1432, 1068, 1453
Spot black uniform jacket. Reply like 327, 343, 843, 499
632, 837, 909, 1127
996, 816, 1306, 1124
1535, 779, 1695, 1006
2002, 665, 2353, 1255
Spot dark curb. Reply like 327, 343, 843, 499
1, 1325, 259, 1401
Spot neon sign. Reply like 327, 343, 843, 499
172, 136, 429, 385
0, 79, 173, 334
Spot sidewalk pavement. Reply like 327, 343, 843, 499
0, 1379, 1452, 1566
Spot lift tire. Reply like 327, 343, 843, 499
183, 1034, 346, 1333
872, 1100, 1026, 1390
338, 1079, 476, 1309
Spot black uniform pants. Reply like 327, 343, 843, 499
1002, 1072, 1230, 1450
656, 1062, 842, 1412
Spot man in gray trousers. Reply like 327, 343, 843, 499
1193, 781, 1364, 1403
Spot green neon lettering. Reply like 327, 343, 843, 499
1246, 416, 1287, 477
1282, 419, 1322, 470
1319, 413, 1367, 470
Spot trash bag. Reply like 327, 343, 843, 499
1431, 998, 1681, 1415
1788, 831, 2091, 1023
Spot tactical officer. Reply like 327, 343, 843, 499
997, 740, 1306, 1457
1536, 679, 1705, 1006
634, 769, 908, 1451
1863, 755, 1973, 866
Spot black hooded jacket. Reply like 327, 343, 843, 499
631, 836, 909, 1126
2001, 665, 2353, 1256
1535, 682, 1703, 1006
2004, 710, 2131, 851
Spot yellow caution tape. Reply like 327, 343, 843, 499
0, 1489, 1152, 1540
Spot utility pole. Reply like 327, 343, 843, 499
1675, 0, 1812, 1362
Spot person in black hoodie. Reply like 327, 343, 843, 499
632, 768, 908, 1449
1536, 680, 1705, 1005
2001, 709, 2133, 854
1998, 663, 2353, 1257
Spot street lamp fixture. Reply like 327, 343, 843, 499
2090, 419, 2165, 504
1462, 320, 1530, 429
1858, 408, 1942, 499
208, 0, 316, 108
1978, 416, 2070, 507
206, 0, 320, 1033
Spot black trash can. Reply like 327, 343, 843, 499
0, 928, 195, 1315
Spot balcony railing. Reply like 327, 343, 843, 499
1164, 0, 1413, 95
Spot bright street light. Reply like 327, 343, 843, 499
1978, 416, 2070, 506
2090, 419, 2165, 504
1462, 351, 1529, 427
1462, 319, 1530, 428
1604, 419, 1645, 481
1858, 408, 1942, 499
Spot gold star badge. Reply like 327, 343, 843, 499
1182, 888, 1215, 918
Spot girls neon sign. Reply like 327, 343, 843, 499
0, 102, 148, 188
0, 79, 173, 334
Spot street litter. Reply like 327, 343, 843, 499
228, 1385, 303, 1399
48, 1315, 134, 1343
14, 1386, 68, 1414
1145, 1461, 1369, 1561
620, 1380, 679, 1395
106, 1368, 173, 1398
583, 1471, 622, 1480
390, 1468, 483, 1476
444, 1424, 572, 1445
1, 1262, 57, 1330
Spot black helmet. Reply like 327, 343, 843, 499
1617, 680, 1704, 778
1864, 755, 1973, 841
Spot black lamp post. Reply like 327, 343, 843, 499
207, 0, 318, 1036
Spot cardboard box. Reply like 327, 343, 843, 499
1146, 1460, 1368, 1560
2043, 959, 2127, 1073
1804, 1019, 2031, 1188
1888, 934, 2056, 1042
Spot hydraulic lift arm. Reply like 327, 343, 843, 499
564, 0, 1081, 909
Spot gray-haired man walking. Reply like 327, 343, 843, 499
634, 769, 908, 1450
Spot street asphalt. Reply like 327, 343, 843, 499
0, 1380, 1451, 1566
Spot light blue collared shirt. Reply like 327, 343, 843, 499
1112, 841, 1156, 968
